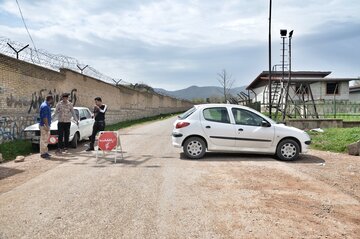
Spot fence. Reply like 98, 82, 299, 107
0, 36, 130, 86
261, 100, 360, 121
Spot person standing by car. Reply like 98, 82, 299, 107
86, 97, 107, 151
39, 95, 54, 159
55, 93, 78, 154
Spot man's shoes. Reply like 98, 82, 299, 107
41, 154, 51, 159
45, 152, 52, 157
85, 148, 94, 152
56, 149, 62, 155
63, 148, 68, 153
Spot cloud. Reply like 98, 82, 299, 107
0, 0, 359, 90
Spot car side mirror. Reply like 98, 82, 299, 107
261, 121, 271, 127
80, 116, 87, 121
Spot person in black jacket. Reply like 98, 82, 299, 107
86, 97, 107, 151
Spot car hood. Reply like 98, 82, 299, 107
274, 123, 304, 133
24, 120, 60, 131
274, 123, 310, 140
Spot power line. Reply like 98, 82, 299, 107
15, 0, 40, 61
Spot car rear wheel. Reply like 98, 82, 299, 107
71, 132, 79, 148
276, 139, 299, 161
183, 137, 206, 159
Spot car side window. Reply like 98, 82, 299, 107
84, 109, 91, 119
74, 109, 80, 121
203, 107, 230, 124
232, 108, 264, 126
79, 109, 86, 120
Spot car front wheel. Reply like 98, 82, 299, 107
183, 137, 206, 159
71, 132, 79, 148
276, 139, 300, 161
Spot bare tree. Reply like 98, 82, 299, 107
217, 69, 235, 103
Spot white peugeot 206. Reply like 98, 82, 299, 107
172, 104, 311, 161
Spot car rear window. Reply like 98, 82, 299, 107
178, 107, 196, 120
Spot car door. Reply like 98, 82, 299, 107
200, 107, 236, 149
82, 108, 94, 137
78, 109, 89, 139
231, 107, 275, 152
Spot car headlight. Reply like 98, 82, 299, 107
24, 131, 36, 139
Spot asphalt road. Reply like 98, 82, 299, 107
0, 117, 359, 239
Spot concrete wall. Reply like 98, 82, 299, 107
286, 119, 360, 130
286, 119, 344, 130
349, 91, 360, 102
0, 54, 192, 143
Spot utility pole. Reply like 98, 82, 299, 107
283, 30, 293, 121
268, 0, 272, 118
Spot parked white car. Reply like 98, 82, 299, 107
24, 107, 94, 148
172, 104, 311, 161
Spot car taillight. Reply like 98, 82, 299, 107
176, 122, 190, 129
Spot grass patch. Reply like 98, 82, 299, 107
105, 112, 181, 131
0, 140, 33, 162
308, 127, 360, 153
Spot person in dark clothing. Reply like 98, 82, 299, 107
54, 93, 78, 154
86, 97, 107, 151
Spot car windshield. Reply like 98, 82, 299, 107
178, 107, 196, 120
51, 108, 58, 121
50, 108, 78, 121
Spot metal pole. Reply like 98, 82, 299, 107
268, 0, 272, 118
7, 43, 29, 59
281, 36, 286, 85
77, 64, 89, 74
283, 30, 293, 121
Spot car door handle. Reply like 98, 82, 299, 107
206, 126, 211, 129
238, 128, 243, 131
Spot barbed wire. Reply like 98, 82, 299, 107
0, 36, 131, 86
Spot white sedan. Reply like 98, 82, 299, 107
24, 107, 94, 148
172, 104, 311, 161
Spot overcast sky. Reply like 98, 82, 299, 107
0, 0, 359, 90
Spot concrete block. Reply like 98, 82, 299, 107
14, 155, 25, 163
348, 141, 360, 156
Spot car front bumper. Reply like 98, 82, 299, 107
301, 140, 311, 153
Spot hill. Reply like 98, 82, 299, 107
155, 85, 247, 100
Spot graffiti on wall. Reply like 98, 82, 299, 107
4, 88, 78, 113
0, 116, 36, 143
1, 88, 79, 143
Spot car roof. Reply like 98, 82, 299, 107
194, 103, 253, 111
193, 103, 275, 124
51, 107, 90, 110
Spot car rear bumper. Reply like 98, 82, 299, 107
172, 133, 183, 148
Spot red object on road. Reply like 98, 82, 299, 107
98, 131, 118, 151
48, 135, 58, 144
